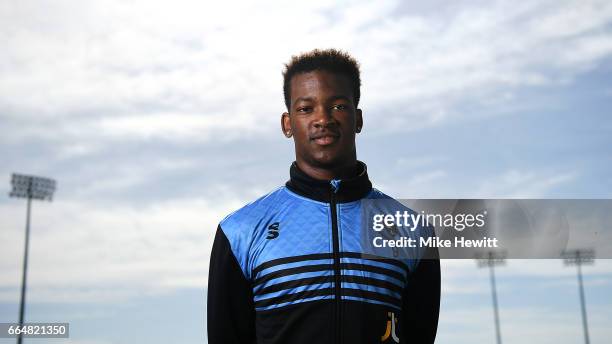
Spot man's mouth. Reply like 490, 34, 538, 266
311, 133, 339, 146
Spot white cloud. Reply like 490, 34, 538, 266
96, 112, 265, 143
2, 0, 612, 147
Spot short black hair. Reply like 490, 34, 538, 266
283, 48, 361, 110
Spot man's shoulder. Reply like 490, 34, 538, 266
367, 187, 421, 215
219, 186, 289, 230
367, 187, 395, 200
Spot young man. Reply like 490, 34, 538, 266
207, 49, 440, 344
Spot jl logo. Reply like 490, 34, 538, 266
381, 311, 399, 343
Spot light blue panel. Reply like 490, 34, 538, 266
221, 187, 333, 280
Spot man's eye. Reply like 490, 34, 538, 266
297, 107, 311, 113
333, 104, 347, 111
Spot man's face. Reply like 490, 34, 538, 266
281, 70, 363, 173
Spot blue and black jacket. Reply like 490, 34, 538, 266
207, 161, 440, 344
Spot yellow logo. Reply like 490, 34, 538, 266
381, 311, 399, 343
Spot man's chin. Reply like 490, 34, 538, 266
309, 154, 351, 169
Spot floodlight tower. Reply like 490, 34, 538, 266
9, 173, 56, 344
561, 249, 594, 344
475, 250, 507, 344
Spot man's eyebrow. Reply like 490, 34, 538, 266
294, 95, 350, 103
293, 96, 314, 104
293, 95, 352, 107
328, 95, 351, 102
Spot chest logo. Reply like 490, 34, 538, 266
266, 222, 280, 239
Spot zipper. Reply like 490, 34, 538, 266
329, 181, 341, 344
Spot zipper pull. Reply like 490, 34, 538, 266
330, 179, 341, 193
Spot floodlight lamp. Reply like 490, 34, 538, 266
9, 173, 56, 201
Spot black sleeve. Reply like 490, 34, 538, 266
400, 245, 441, 344
207, 225, 256, 344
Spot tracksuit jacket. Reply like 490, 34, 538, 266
207, 161, 440, 344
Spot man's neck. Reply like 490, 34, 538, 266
295, 160, 359, 181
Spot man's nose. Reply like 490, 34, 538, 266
312, 107, 337, 128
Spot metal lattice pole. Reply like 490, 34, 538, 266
9, 173, 56, 344
562, 249, 594, 344
476, 250, 507, 344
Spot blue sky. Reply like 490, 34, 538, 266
1, 0, 612, 343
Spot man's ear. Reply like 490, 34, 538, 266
281, 112, 292, 138
356, 109, 363, 133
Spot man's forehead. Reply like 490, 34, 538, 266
290, 70, 353, 99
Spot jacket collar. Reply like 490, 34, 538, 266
285, 160, 372, 203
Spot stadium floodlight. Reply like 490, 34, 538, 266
475, 250, 507, 344
9, 173, 56, 344
10, 174, 56, 200
562, 249, 595, 266
561, 249, 595, 344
